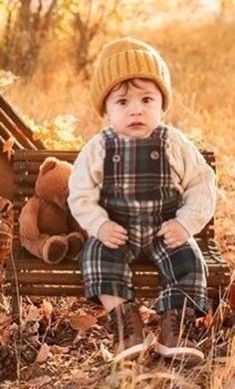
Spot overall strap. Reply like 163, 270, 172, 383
102, 126, 118, 140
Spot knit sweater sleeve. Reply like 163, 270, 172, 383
68, 133, 109, 238
166, 127, 217, 237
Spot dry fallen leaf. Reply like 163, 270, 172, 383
100, 342, 113, 362
25, 304, 41, 323
139, 305, 158, 324
32, 131, 42, 141
0, 314, 12, 345
36, 343, 51, 364
50, 345, 70, 354
199, 307, 214, 328
144, 332, 156, 348
2, 137, 14, 160
0, 70, 18, 87
0, 313, 11, 326
0, 327, 12, 345
42, 300, 53, 324
70, 314, 97, 331
28, 375, 51, 387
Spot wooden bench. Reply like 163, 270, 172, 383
0, 94, 45, 201
4, 149, 231, 321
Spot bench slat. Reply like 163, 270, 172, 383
5, 269, 230, 288
2, 285, 224, 300
13, 150, 77, 161
4, 285, 163, 298
5, 260, 228, 276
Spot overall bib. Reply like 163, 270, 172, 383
81, 125, 208, 316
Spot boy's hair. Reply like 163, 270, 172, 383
106, 78, 154, 100
90, 37, 172, 117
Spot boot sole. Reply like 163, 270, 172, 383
155, 342, 204, 364
113, 334, 156, 363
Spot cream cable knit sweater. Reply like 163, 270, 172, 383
68, 126, 216, 238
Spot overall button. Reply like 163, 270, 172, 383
112, 154, 121, 162
150, 150, 159, 160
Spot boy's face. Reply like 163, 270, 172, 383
105, 78, 163, 138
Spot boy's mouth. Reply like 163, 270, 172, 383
128, 122, 144, 127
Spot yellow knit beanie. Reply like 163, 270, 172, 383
90, 37, 172, 117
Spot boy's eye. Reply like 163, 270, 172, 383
143, 97, 153, 103
117, 99, 127, 105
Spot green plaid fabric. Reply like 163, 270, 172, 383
81, 125, 208, 316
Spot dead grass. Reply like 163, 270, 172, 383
0, 293, 234, 389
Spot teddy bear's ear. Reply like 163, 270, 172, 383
39, 157, 58, 175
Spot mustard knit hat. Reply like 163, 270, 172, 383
90, 37, 172, 116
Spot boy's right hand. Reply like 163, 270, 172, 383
98, 220, 128, 249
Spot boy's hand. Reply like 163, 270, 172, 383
98, 220, 128, 249
157, 219, 189, 249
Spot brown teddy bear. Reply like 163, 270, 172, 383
19, 157, 87, 264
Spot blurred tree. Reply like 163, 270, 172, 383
0, 0, 57, 76
0, 0, 129, 79
59, 0, 123, 79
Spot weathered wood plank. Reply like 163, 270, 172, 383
5, 271, 230, 288
0, 95, 45, 150
3, 285, 223, 300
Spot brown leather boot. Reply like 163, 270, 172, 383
156, 308, 204, 364
109, 302, 148, 363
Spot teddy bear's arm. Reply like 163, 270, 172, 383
19, 196, 41, 239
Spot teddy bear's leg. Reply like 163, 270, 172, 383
42, 236, 69, 264
66, 232, 86, 261
21, 234, 51, 260
21, 234, 68, 264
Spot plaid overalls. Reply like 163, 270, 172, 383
81, 125, 208, 316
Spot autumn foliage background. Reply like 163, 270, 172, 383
0, 0, 235, 387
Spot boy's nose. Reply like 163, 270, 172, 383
129, 102, 142, 116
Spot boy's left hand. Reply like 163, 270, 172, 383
157, 219, 189, 249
